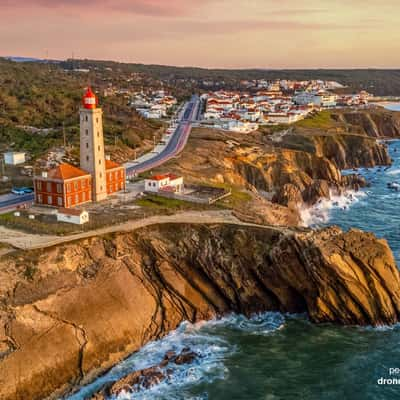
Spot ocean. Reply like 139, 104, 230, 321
68, 141, 400, 400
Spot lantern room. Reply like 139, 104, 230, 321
82, 87, 98, 110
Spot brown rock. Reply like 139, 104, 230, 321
1, 223, 400, 400
302, 179, 331, 205
272, 183, 303, 209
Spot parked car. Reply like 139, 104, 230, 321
11, 187, 34, 195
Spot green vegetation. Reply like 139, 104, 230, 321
0, 212, 79, 235
203, 182, 252, 208
23, 264, 38, 281
0, 58, 164, 160
295, 110, 336, 130
60, 60, 400, 96
135, 194, 201, 211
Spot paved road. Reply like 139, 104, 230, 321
0, 193, 34, 213
0, 95, 201, 212
125, 94, 201, 177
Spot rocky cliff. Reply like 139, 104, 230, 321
0, 222, 399, 400
163, 127, 391, 214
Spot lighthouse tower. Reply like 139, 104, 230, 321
80, 87, 107, 202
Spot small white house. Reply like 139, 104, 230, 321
57, 208, 89, 225
145, 173, 184, 193
4, 152, 26, 165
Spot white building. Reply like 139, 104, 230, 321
57, 208, 89, 225
266, 112, 304, 124
4, 152, 26, 165
145, 173, 184, 193
222, 120, 259, 133
294, 92, 337, 108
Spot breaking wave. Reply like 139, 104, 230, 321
300, 190, 367, 227
67, 313, 286, 400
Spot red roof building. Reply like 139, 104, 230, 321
33, 88, 126, 209
34, 164, 92, 208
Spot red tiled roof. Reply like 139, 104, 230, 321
105, 159, 122, 170
149, 174, 170, 181
148, 173, 181, 181
47, 163, 90, 180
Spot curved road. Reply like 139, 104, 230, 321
0, 95, 201, 212
125, 94, 201, 177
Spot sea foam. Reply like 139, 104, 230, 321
300, 190, 367, 227
67, 313, 285, 400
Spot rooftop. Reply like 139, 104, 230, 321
45, 163, 91, 180
105, 159, 122, 170
57, 208, 87, 216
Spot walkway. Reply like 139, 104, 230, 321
0, 210, 286, 251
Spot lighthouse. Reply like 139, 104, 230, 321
33, 87, 126, 209
79, 87, 107, 202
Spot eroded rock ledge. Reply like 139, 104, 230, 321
0, 223, 399, 400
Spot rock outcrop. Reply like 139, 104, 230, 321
0, 222, 399, 400
90, 348, 198, 399
161, 127, 391, 216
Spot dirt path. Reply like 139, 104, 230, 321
0, 210, 281, 251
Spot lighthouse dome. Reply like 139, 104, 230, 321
82, 87, 98, 109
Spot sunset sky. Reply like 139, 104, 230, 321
1, 0, 399, 68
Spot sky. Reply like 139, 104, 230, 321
0, 0, 399, 69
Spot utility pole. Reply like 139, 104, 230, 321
0, 158, 4, 177
63, 122, 66, 149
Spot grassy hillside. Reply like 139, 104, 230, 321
61, 59, 400, 96
0, 58, 164, 159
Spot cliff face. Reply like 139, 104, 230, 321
0, 223, 399, 400
338, 109, 400, 138
164, 128, 390, 212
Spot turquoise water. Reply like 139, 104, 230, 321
68, 142, 400, 400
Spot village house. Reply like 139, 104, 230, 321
145, 173, 184, 193
57, 208, 89, 225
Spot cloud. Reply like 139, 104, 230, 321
0, 0, 212, 16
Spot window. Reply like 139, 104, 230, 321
100, 172, 102, 178
86, 156, 89, 162
99, 159, 101, 165
97, 131, 100, 137
75, 194, 79, 203
86, 143, 89, 148
46, 182, 51, 192
82, 192, 86, 201
47, 195, 52, 205
37, 181, 42, 190
96, 118, 99, 124
85, 115, 88, 122
98, 145, 101, 151
38, 194, 43, 203
68, 196, 72, 206
85, 129, 89, 136
57, 184, 62, 194
82, 180, 86, 188
67, 183, 71, 193
74, 182, 78, 190
100, 186, 103, 191
57, 197, 62, 206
